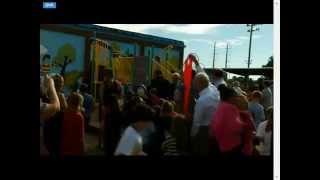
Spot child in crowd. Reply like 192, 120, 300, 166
61, 92, 85, 156
114, 104, 154, 156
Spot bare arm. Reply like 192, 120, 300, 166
58, 93, 68, 111
40, 76, 60, 121
192, 57, 205, 73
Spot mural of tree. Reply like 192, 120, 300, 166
53, 43, 76, 76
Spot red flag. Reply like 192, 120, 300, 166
183, 55, 193, 114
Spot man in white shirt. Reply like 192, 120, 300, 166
190, 67, 220, 155
261, 81, 273, 109
114, 104, 154, 156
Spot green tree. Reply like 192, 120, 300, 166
53, 43, 76, 76
263, 56, 273, 67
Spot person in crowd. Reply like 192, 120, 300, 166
261, 81, 273, 109
122, 95, 145, 130
169, 72, 181, 100
173, 82, 184, 113
210, 85, 255, 158
53, 74, 68, 110
114, 104, 155, 156
40, 75, 60, 155
100, 78, 123, 150
232, 81, 247, 96
247, 83, 260, 101
255, 106, 273, 156
212, 68, 227, 88
150, 70, 171, 99
171, 114, 190, 155
231, 90, 256, 157
79, 83, 95, 130
43, 74, 67, 156
248, 90, 265, 128
61, 92, 85, 156
149, 88, 161, 106
102, 94, 123, 156
180, 55, 221, 155
136, 84, 148, 101
161, 100, 177, 118
161, 115, 180, 156
146, 104, 164, 156
191, 71, 220, 156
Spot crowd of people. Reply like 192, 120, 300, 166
40, 55, 273, 157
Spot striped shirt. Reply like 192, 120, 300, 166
161, 132, 180, 156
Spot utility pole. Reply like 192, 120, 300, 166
247, 24, 260, 68
246, 24, 261, 89
213, 41, 216, 68
225, 43, 229, 68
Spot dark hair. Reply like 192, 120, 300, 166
68, 92, 83, 108
252, 90, 263, 99
150, 88, 158, 95
154, 56, 161, 62
213, 69, 224, 78
192, 70, 197, 78
42, 54, 51, 61
131, 104, 155, 123
161, 101, 174, 115
218, 85, 238, 101
264, 80, 272, 87
53, 74, 64, 91
79, 83, 88, 93
110, 80, 122, 96
103, 94, 119, 110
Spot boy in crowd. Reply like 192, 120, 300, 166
114, 104, 155, 156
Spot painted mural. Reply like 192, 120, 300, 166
145, 46, 181, 80
40, 29, 85, 95
108, 40, 140, 58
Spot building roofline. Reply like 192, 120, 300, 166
45, 24, 185, 48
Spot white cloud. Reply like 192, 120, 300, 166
188, 39, 215, 46
216, 42, 229, 48
237, 36, 249, 40
228, 39, 242, 46
96, 24, 167, 33
187, 38, 241, 49
95, 24, 224, 35
164, 24, 224, 34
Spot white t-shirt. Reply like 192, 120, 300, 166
256, 121, 272, 156
114, 126, 143, 156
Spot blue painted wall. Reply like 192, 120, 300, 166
40, 29, 86, 95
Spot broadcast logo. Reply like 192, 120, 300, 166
43, 2, 56, 9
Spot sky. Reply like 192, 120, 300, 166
96, 24, 273, 70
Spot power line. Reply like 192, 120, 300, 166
225, 43, 231, 68
213, 41, 216, 68
246, 24, 261, 68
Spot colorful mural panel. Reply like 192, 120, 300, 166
40, 29, 85, 95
